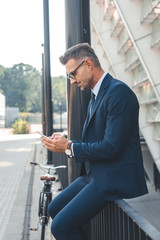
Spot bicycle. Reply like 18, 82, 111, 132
30, 162, 67, 240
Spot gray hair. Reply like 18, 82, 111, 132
59, 43, 101, 69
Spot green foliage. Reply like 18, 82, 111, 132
0, 65, 6, 91
51, 75, 67, 113
19, 112, 33, 121
0, 63, 41, 112
12, 118, 29, 134
0, 63, 67, 114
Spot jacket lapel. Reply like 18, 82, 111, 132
81, 103, 91, 140
82, 73, 112, 140
89, 73, 112, 122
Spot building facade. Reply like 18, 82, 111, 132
90, 0, 160, 183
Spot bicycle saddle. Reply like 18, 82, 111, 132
40, 174, 56, 181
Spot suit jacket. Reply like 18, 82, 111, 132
73, 73, 148, 201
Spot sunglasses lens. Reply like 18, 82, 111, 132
67, 60, 85, 79
69, 74, 74, 79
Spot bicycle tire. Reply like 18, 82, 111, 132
38, 192, 43, 217
41, 220, 45, 240
41, 194, 48, 240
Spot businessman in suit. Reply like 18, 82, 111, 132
42, 43, 148, 240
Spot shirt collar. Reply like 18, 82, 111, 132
92, 72, 107, 98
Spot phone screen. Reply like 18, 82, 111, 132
36, 131, 51, 139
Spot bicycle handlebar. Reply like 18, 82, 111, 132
30, 162, 38, 165
30, 162, 67, 170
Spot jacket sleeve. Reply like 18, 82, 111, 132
73, 85, 139, 161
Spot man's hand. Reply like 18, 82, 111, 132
42, 135, 69, 153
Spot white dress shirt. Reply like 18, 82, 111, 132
92, 72, 107, 98
71, 72, 107, 157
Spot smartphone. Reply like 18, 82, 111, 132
36, 131, 51, 139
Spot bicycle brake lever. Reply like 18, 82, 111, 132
30, 162, 38, 165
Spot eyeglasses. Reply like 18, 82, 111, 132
67, 60, 85, 79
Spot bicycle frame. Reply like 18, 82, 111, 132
30, 162, 67, 240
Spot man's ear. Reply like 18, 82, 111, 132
85, 58, 94, 70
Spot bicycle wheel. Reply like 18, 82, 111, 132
41, 194, 49, 240
38, 192, 43, 217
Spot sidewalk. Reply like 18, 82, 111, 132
0, 133, 60, 240
1, 131, 160, 239
29, 139, 60, 240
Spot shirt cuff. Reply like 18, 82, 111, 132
71, 143, 74, 157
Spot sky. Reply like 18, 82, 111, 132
0, 0, 66, 77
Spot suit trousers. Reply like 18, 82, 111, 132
48, 175, 107, 240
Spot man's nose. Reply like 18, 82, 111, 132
70, 79, 77, 85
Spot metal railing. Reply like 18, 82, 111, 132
90, 200, 160, 240
51, 152, 160, 240
52, 152, 68, 189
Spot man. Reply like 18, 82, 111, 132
42, 43, 148, 240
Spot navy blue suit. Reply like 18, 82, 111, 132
73, 73, 148, 200
48, 73, 148, 240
